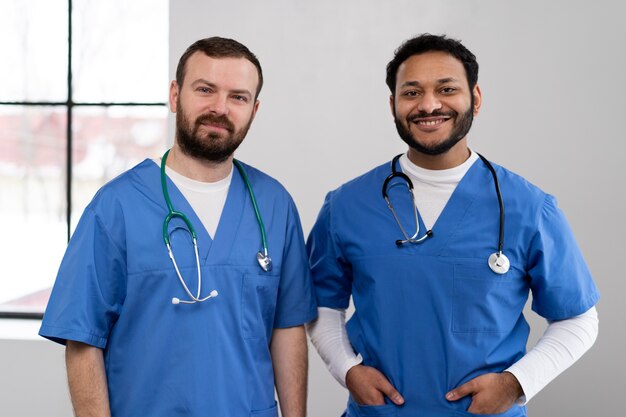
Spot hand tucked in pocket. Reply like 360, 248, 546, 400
346, 365, 405, 406
445, 372, 523, 414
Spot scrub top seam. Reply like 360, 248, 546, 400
534, 291, 600, 321
39, 324, 109, 348
523, 193, 550, 272
89, 206, 127, 263
327, 191, 350, 269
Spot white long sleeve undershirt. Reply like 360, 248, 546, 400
306, 150, 599, 402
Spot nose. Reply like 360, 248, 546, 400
207, 93, 229, 115
417, 91, 442, 114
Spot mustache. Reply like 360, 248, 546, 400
195, 114, 235, 132
408, 109, 457, 122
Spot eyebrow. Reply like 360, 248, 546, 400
399, 77, 461, 88
191, 79, 253, 97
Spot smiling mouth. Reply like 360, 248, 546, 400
410, 116, 451, 128
416, 119, 447, 126
203, 123, 229, 130
196, 114, 235, 133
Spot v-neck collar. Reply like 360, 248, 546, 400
423, 159, 489, 255
135, 158, 247, 266
386, 158, 490, 256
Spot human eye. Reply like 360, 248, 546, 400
402, 90, 420, 98
440, 86, 457, 94
232, 94, 249, 103
196, 86, 212, 94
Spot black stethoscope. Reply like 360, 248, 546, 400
382, 153, 510, 275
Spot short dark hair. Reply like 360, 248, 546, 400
175, 37, 263, 98
385, 34, 479, 94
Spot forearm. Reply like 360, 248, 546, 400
65, 340, 111, 417
271, 326, 308, 417
506, 306, 599, 403
305, 307, 362, 387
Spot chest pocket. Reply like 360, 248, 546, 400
452, 263, 528, 333
241, 273, 280, 340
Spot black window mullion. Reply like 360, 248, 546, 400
66, 0, 73, 242
0, 0, 168, 243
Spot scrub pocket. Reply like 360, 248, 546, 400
241, 273, 280, 339
346, 398, 398, 417
452, 264, 525, 333
250, 402, 279, 417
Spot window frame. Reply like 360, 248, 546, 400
0, 0, 168, 319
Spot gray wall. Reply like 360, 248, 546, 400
0, 323, 72, 416
1, 1, 623, 416
171, 1, 624, 416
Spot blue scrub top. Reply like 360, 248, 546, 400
40, 159, 317, 417
308, 158, 599, 417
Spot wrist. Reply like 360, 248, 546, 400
339, 354, 363, 388
502, 371, 524, 399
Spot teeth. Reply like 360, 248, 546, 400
417, 119, 444, 126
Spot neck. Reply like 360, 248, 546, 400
407, 139, 471, 170
165, 144, 233, 182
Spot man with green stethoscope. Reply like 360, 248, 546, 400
40, 37, 317, 417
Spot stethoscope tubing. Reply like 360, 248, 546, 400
233, 159, 269, 258
382, 152, 508, 273
160, 149, 272, 305
476, 153, 505, 255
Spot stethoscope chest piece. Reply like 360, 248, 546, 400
488, 252, 510, 275
257, 251, 272, 272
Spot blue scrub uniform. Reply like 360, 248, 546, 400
308, 158, 599, 417
40, 159, 317, 417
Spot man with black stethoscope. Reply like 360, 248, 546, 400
306, 34, 599, 417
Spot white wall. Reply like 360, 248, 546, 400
1, 1, 623, 416
0, 321, 72, 416
170, 1, 624, 416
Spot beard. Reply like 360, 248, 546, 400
393, 98, 474, 156
175, 100, 253, 163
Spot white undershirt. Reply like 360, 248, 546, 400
398, 151, 478, 230
306, 151, 599, 404
155, 158, 232, 239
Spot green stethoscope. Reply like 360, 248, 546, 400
161, 149, 271, 305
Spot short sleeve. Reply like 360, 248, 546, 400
272, 199, 318, 328
39, 206, 127, 348
527, 195, 599, 320
306, 192, 352, 309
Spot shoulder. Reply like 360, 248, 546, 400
483, 160, 564, 232
489, 161, 551, 204
326, 161, 389, 203
234, 160, 296, 207
84, 159, 158, 219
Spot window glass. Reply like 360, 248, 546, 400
0, 106, 67, 309
0, 0, 68, 102
73, 0, 169, 103
0, 0, 168, 316
71, 106, 168, 231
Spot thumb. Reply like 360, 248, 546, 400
446, 380, 475, 402
378, 378, 405, 405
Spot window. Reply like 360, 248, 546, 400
0, 0, 169, 318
